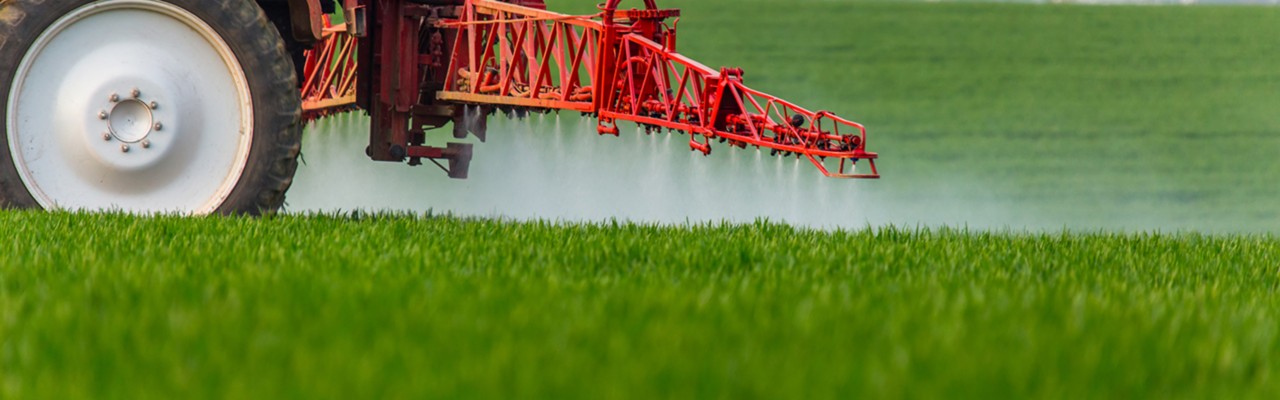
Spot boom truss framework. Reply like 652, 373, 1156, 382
301, 0, 879, 178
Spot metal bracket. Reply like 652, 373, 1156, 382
406, 143, 475, 180
346, 4, 368, 37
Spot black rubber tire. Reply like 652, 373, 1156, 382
0, 0, 303, 215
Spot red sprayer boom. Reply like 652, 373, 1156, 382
302, 0, 879, 179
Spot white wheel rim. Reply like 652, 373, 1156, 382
7, 0, 254, 214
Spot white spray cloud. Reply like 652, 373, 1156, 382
288, 113, 1040, 231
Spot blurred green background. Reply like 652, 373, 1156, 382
569, 0, 1280, 230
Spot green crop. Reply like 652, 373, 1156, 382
3, 210, 1280, 399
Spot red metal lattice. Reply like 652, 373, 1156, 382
301, 15, 359, 121
437, 0, 877, 178
300, 0, 878, 178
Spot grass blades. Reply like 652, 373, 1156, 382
2, 211, 1279, 398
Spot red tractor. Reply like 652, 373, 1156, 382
0, 0, 877, 215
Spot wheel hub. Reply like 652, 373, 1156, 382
107, 96, 154, 144
87, 86, 174, 170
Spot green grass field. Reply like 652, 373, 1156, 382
3, 212, 1280, 398
6, 1, 1280, 398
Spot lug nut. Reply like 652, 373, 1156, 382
98, 111, 108, 120
149, 101, 158, 110
131, 88, 141, 98
121, 144, 130, 153
109, 93, 119, 102
102, 132, 112, 141
153, 122, 163, 131
141, 140, 151, 149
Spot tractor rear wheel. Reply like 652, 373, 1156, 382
0, 0, 302, 215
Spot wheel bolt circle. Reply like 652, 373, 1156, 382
93, 90, 165, 156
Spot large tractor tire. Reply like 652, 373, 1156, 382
0, 0, 303, 215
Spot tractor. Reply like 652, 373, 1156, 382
0, 0, 877, 215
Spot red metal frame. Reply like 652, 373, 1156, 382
301, 0, 879, 179
301, 15, 359, 120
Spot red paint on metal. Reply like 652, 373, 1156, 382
299, 0, 879, 178
301, 15, 359, 120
